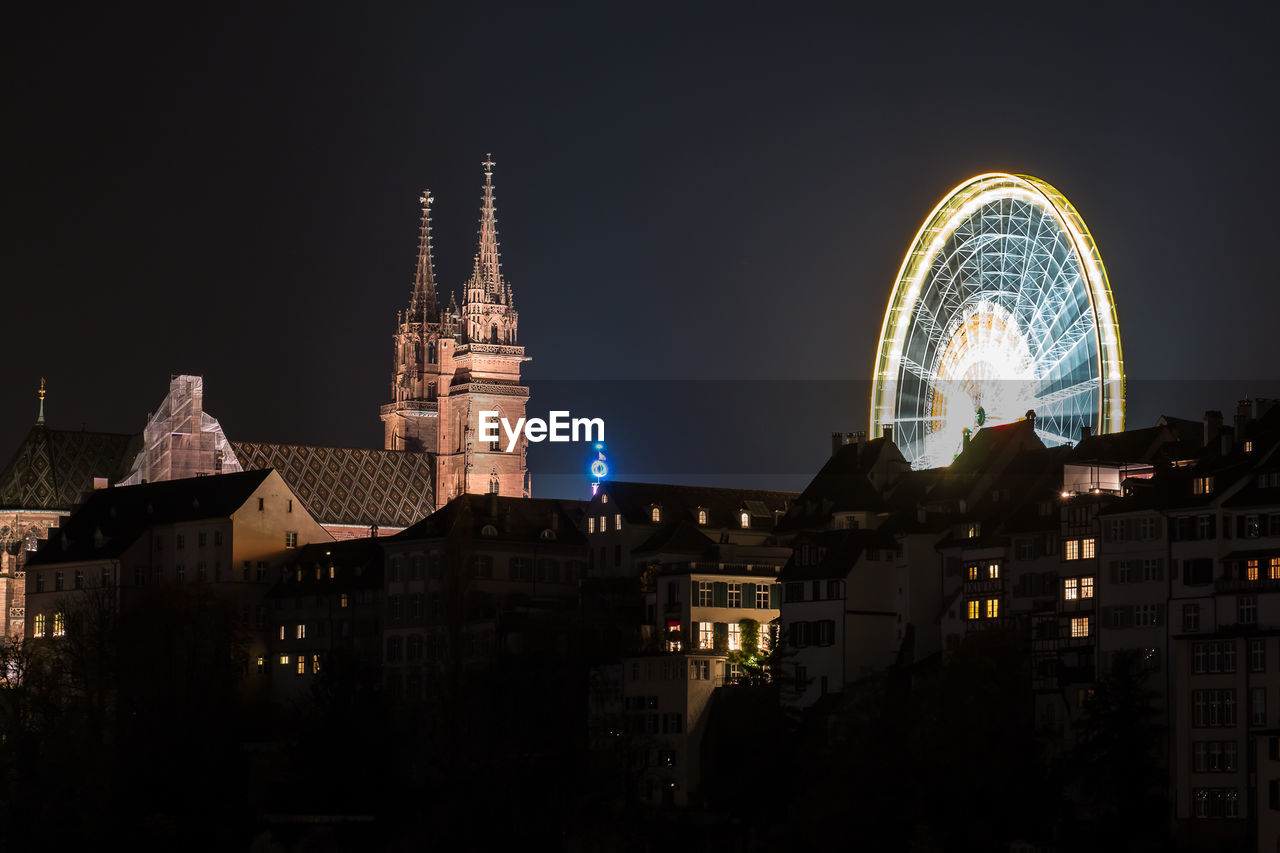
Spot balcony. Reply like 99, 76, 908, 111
1216, 577, 1280, 594
379, 400, 439, 417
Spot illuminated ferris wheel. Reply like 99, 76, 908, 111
870, 173, 1124, 470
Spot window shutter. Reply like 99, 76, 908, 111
1109, 561, 1118, 584
713, 582, 728, 607
1182, 561, 1191, 585
1209, 515, 1217, 539
769, 584, 781, 609
1154, 518, 1163, 539
1155, 558, 1164, 581
713, 622, 728, 652
1156, 603, 1165, 626
742, 582, 756, 608
690, 579, 698, 602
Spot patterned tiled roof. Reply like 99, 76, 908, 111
230, 441, 434, 530
0, 426, 138, 510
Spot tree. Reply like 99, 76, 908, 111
1066, 649, 1167, 849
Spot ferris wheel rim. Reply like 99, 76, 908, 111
869, 173, 1125, 465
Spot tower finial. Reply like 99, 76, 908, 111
409, 189, 437, 318
468, 154, 504, 301
37, 377, 46, 424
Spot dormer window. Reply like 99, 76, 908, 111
651, 507, 661, 523
1193, 476, 1214, 496
966, 523, 980, 539
698, 509, 708, 525
601, 494, 608, 504
481, 524, 498, 537
739, 511, 750, 529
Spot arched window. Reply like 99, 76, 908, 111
651, 507, 661, 523
698, 510, 708, 525
740, 511, 750, 528
427, 341, 437, 364
490, 324, 499, 343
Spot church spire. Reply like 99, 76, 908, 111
470, 154, 505, 301
37, 377, 46, 425
409, 189, 437, 318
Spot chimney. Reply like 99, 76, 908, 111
882, 425, 893, 443
831, 432, 843, 455
1220, 425, 1235, 457
1080, 425, 1092, 442
1235, 398, 1254, 434
1204, 410, 1223, 446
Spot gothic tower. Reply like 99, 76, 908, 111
382, 157, 530, 510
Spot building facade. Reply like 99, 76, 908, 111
380, 159, 530, 510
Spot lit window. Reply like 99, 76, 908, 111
967, 523, 980, 539
52, 613, 65, 637
296, 624, 306, 640
285, 531, 298, 548
296, 657, 305, 676
986, 599, 999, 619
967, 565, 979, 581
1271, 558, 1280, 581
311, 654, 321, 675
256, 656, 265, 673
279, 655, 289, 665
588, 517, 596, 534
698, 623, 712, 649
740, 511, 750, 528
279, 625, 285, 641
615, 513, 621, 530
1070, 616, 1090, 638
1064, 578, 1079, 600
698, 510, 707, 525
1193, 476, 1214, 495
987, 562, 999, 579
1081, 538, 1095, 559
1065, 539, 1080, 561
34, 613, 45, 637
340, 594, 349, 608
1081, 577, 1094, 599
1248, 559, 1260, 581
651, 507, 661, 523
727, 623, 741, 651
967, 600, 980, 620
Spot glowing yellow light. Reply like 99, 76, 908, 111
870, 173, 1126, 457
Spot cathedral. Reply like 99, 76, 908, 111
0, 155, 533, 638
380, 155, 531, 509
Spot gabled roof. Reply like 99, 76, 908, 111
947, 419, 1045, 476
0, 426, 139, 511
268, 537, 385, 597
231, 441, 435, 530
26, 469, 275, 565
392, 493, 589, 546
779, 527, 898, 582
778, 437, 894, 532
632, 518, 717, 559
594, 481, 796, 529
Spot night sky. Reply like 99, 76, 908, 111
4, 2, 1278, 498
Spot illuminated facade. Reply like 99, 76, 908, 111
871, 173, 1125, 470
381, 157, 531, 510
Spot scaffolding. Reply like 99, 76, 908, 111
118, 375, 243, 485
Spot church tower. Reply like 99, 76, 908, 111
382, 157, 530, 510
